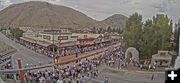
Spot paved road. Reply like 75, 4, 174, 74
85, 67, 165, 83
0, 33, 165, 83
0, 33, 120, 69
0, 33, 52, 69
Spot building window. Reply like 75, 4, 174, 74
71, 36, 78, 38
43, 35, 50, 40
37, 35, 42, 37
84, 35, 87, 38
58, 36, 68, 40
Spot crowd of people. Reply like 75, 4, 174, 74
23, 46, 123, 83
3, 31, 120, 60
18, 38, 119, 59
59, 40, 119, 57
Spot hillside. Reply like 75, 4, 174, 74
98, 14, 128, 29
0, 1, 127, 30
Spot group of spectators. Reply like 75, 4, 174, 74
18, 38, 119, 59
3, 32, 128, 83
59, 40, 119, 57
23, 46, 123, 83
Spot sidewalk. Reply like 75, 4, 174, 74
59, 42, 121, 68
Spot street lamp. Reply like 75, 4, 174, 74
118, 36, 123, 69
58, 39, 61, 62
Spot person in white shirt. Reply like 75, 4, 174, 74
57, 79, 63, 83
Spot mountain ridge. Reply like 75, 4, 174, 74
0, 1, 127, 30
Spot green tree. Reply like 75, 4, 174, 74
123, 13, 173, 60
98, 27, 105, 34
101, 29, 105, 34
98, 27, 103, 34
154, 14, 173, 50
10, 27, 24, 39
175, 19, 180, 54
107, 26, 112, 32
117, 28, 123, 34
112, 28, 116, 32
140, 14, 173, 59
93, 26, 96, 30
123, 12, 143, 50
140, 20, 161, 59
174, 24, 179, 52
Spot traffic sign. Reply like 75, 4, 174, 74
24, 65, 36, 68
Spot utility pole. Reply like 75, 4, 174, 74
53, 29, 54, 46
17, 58, 25, 83
51, 27, 56, 68
118, 37, 123, 69
58, 37, 61, 62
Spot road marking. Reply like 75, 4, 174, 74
107, 67, 164, 74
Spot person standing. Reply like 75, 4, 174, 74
104, 77, 107, 83
76, 53, 78, 63
139, 64, 143, 70
46, 77, 50, 83
107, 77, 109, 83
57, 78, 63, 83
80, 76, 84, 83
151, 74, 155, 80
148, 65, 151, 71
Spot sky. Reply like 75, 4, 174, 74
0, 0, 179, 23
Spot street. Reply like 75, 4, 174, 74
85, 67, 165, 83
0, 32, 166, 83
0, 33, 52, 69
